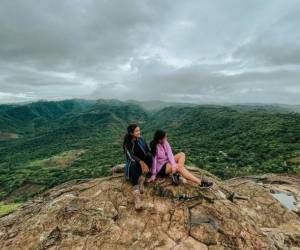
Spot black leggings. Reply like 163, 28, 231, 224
129, 154, 152, 186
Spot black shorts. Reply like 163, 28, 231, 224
157, 162, 168, 177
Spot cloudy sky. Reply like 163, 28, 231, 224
0, 0, 300, 104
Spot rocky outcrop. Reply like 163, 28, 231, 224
0, 166, 299, 250
225, 174, 300, 249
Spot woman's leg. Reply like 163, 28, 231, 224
129, 161, 142, 186
165, 157, 201, 185
129, 162, 144, 209
174, 152, 186, 167
130, 162, 146, 194
167, 152, 213, 187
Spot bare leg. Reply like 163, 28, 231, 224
165, 162, 201, 184
138, 174, 145, 194
174, 152, 186, 166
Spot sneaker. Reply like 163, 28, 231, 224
170, 173, 180, 186
133, 190, 143, 210
199, 179, 213, 189
178, 193, 190, 200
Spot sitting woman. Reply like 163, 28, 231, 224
123, 124, 152, 210
148, 130, 213, 188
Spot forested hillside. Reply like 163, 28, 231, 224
0, 99, 299, 203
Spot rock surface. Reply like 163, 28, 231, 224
0, 165, 299, 250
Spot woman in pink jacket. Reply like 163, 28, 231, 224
148, 130, 213, 188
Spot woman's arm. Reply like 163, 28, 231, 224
166, 141, 177, 173
125, 141, 141, 163
151, 154, 157, 176
147, 154, 157, 182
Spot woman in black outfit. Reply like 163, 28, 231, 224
123, 124, 152, 210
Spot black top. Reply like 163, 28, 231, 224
124, 137, 151, 163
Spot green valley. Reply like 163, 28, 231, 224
0, 99, 299, 207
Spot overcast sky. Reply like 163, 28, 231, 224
0, 0, 300, 104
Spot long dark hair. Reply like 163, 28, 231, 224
150, 129, 166, 156
123, 123, 138, 152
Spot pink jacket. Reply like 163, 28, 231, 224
151, 140, 177, 176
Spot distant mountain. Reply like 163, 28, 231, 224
0, 99, 97, 135
126, 99, 197, 111
228, 103, 300, 113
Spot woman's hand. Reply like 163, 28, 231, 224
140, 160, 149, 174
147, 175, 156, 183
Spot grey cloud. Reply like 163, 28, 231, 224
0, 0, 172, 69
233, 4, 300, 67
0, 0, 299, 104
117, 57, 300, 104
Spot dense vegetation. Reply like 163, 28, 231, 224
0, 99, 299, 205
145, 105, 300, 178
